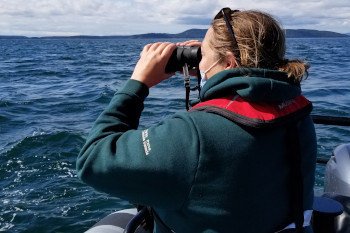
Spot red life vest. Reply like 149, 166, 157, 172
190, 94, 313, 231
190, 94, 313, 129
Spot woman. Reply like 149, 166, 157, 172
77, 8, 316, 233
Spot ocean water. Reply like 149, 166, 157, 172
1, 37, 350, 232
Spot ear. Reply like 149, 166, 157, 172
224, 51, 237, 69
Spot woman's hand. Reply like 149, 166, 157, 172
131, 42, 177, 88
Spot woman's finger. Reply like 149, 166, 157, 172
160, 43, 176, 57
176, 40, 201, 47
140, 43, 153, 57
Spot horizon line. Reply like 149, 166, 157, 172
1, 28, 349, 38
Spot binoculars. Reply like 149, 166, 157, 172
165, 46, 202, 73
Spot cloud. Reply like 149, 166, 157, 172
0, 0, 349, 36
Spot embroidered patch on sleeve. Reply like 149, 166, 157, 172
141, 129, 151, 155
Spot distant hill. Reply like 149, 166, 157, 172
1, 29, 349, 39
0, 35, 28, 39
132, 29, 349, 39
286, 29, 349, 38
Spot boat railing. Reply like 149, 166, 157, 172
312, 114, 350, 164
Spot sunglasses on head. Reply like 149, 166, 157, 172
214, 8, 241, 66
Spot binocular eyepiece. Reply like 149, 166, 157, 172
165, 46, 201, 73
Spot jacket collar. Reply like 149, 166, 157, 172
200, 68, 301, 103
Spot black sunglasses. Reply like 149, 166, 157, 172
214, 8, 241, 66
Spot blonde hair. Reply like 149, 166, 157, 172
210, 10, 309, 83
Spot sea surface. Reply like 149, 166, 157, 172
1, 37, 350, 232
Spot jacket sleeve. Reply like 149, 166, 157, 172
76, 79, 199, 209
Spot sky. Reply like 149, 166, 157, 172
0, 0, 349, 37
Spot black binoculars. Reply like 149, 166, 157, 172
165, 46, 202, 73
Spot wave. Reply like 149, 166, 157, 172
0, 130, 129, 233
2, 131, 85, 157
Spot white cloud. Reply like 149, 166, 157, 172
0, 0, 349, 36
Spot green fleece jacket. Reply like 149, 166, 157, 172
77, 68, 317, 233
